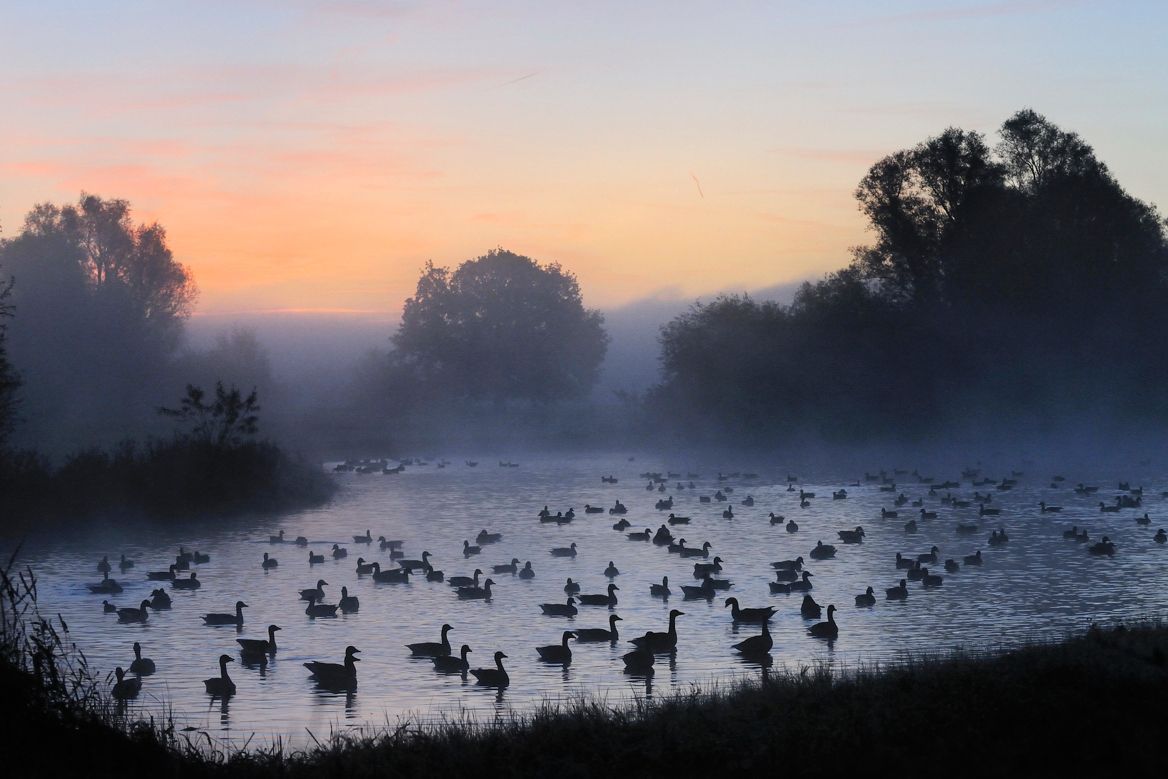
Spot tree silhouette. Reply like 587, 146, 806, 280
0, 270, 19, 448
158, 382, 260, 448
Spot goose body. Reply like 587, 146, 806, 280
447, 569, 482, 588
299, 579, 328, 601
944, 559, 960, 573
397, 551, 432, 572
732, 620, 772, 656
627, 528, 651, 541
149, 588, 171, 610
308, 551, 325, 564
476, 529, 503, 545
294, 536, 309, 546
667, 513, 691, 525
540, 596, 577, 617
922, 569, 944, 587
789, 571, 814, 591
693, 557, 724, 577
117, 600, 151, 623
433, 644, 472, 673
237, 625, 281, 655
1040, 501, 1062, 513
917, 545, 940, 564
371, 563, 409, 583
146, 565, 177, 581
129, 642, 156, 675
456, 578, 494, 600
563, 577, 581, 594
630, 610, 683, 653
550, 542, 578, 557
269, 530, 285, 544
576, 583, 619, 607
886, 579, 909, 600
332, 544, 348, 559
963, 550, 983, 565
202, 601, 247, 626
604, 561, 620, 577
103, 600, 117, 613
786, 519, 799, 533
518, 561, 535, 579
261, 553, 278, 569
304, 596, 338, 618
622, 641, 655, 671
111, 667, 141, 700
88, 573, 123, 594
1155, 529, 1167, 544
204, 655, 236, 696
470, 651, 509, 687
649, 576, 671, 597
855, 587, 876, 607
97, 556, 112, 573
679, 541, 713, 558
800, 594, 822, 618
407, 624, 453, 657
339, 586, 360, 613
680, 577, 715, 599
810, 541, 837, 560
493, 558, 520, 575
536, 631, 576, 663
771, 557, 804, 571
424, 562, 444, 582
575, 614, 622, 642
463, 540, 482, 557
355, 558, 376, 575
612, 518, 631, 530
353, 529, 372, 544
304, 645, 360, 689
171, 572, 201, 590
724, 597, 776, 623
808, 604, 838, 639
837, 527, 865, 543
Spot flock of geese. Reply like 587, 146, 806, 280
94, 463, 1166, 702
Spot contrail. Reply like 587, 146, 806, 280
691, 172, 704, 199
501, 72, 539, 86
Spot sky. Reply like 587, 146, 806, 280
2, 0, 1166, 320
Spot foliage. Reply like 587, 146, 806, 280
0, 270, 18, 449
159, 382, 261, 448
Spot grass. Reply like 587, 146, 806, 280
2, 551, 1166, 776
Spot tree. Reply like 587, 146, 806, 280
0, 270, 19, 448
158, 382, 260, 448
391, 248, 608, 403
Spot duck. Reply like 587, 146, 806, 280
837, 527, 865, 543
769, 578, 792, 595
733, 620, 772, 656
627, 528, 651, 541
518, 562, 535, 579
493, 558, 520, 575
922, 569, 944, 587
576, 614, 622, 642
433, 644, 472, 673
102, 600, 117, 613
944, 559, 960, 573
355, 558, 376, 575
339, 586, 360, 613
680, 577, 716, 600
202, 601, 247, 626
448, 569, 483, 588
476, 529, 503, 545
789, 571, 814, 592
963, 550, 983, 565
550, 543, 578, 557
203, 655, 236, 697
378, 537, 404, 551
149, 589, 171, 610
398, 551, 433, 572
771, 557, 804, 571
299, 579, 328, 602
146, 564, 177, 581
261, 553, 278, 570
809, 541, 837, 560
129, 642, 156, 675
111, 667, 141, 700
650, 576, 671, 597
536, 631, 576, 663
895, 552, 914, 570
693, 557, 725, 577
304, 595, 339, 617
371, 563, 409, 584
540, 596, 578, 617
237, 625, 280, 656
456, 578, 494, 600
304, 645, 360, 689
668, 538, 687, 554
1155, 529, 1167, 544
1136, 513, 1151, 526
855, 587, 876, 607
331, 544, 348, 559
679, 541, 714, 559
919, 508, 938, 520
87, 572, 123, 594
906, 561, 925, 581
808, 604, 838, 639
886, 579, 909, 600
604, 561, 620, 577
612, 518, 631, 531
630, 610, 683, 653
917, 545, 940, 564
667, 513, 691, 525
462, 540, 482, 558
577, 583, 620, 607
420, 562, 444, 582
786, 518, 800, 533
470, 651, 509, 687
563, 577, 581, 594
269, 530, 286, 544
117, 600, 151, 623
407, 624, 453, 657
724, 597, 776, 623
800, 594, 822, 618
309, 551, 325, 565
584, 504, 605, 514
768, 512, 785, 525
171, 572, 201, 590
353, 529, 373, 544
1088, 536, 1116, 556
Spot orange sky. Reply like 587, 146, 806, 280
3, 2, 1165, 318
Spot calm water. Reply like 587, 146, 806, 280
6, 452, 1168, 749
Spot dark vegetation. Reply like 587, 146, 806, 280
651, 109, 1168, 442
2, 551, 1165, 777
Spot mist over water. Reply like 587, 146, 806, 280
10, 451, 1167, 750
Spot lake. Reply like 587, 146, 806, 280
6, 451, 1166, 750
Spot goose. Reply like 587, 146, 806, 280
304, 645, 360, 689
809, 541, 837, 560
881, 508, 899, 519
667, 513, 691, 525
584, 504, 605, 514
202, 601, 247, 626
462, 540, 481, 558
902, 519, 918, 533
171, 572, 201, 590
299, 579, 328, 602
294, 536, 309, 547
906, 561, 925, 581
668, 538, 687, 554
1155, 529, 1167, 544
149, 589, 171, 610
309, 551, 325, 565
833, 489, 848, 500
837, 527, 865, 543
650, 576, 671, 597
1097, 502, 1119, 514
355, 558, 376, 575
111, 667, 141, 700
722, 507, 734, 519
922, 569, 943, 587
920, 508, 938, 520
492, 558, 520, 575
456, 578, 494, 600
622, 641, 656, 671
577, 583, 619, 607
772, 557, 804, 571
800, 595, 822, 618
680, 577, 715, 600
732, 620, 772, 656
518, 562, 535, 579
371, 564, 409, 584
117, 600, 151, 623
917, 545, 940, 564
627, 528, 651, 541
304, 595, 339, 617
550, 543, 578, 557
895, 552, 915, 570
146, 564, 177, 581
1040, 501, 1062, 513
724, 597, 775, 623
202, 655, 237, 697
118, 554, 135, 572
447, 568, 482, 588
103, 600, 118, 613
378, 537, 404, 551
261, 553, 278, 570
786, 518, 800, 533
536, 631, 577, 663
353, 529, 372, 544
789, 571, 814, 592
476, 529, 503, 545
1136, 513, 1151, 526
331, 544, 348, 559
604, 561, 620, 578
769, 579, 791, 594
339, 586, 360, 613
129, 642, 156, 675
956, 523, 979, 535
886, 579, 909, 600
680, 541, 713, 559
1088, 536, 1116, 556
177, 547, 194, 563
433, 644, 472, 673
470, 651, 509, 687
855, 587, 876, 607
190, 551, 209, 564
97, 556, 112, 573
630, 610, 683, 653
540, 596, 578, 617
398, 551, 433, 572
988, 529, 1009, 546
612, 518, 631, 530
693, 557, 725, 577
406, 623, 453, 657
237, 625, 281, 655
422, 562, 445, 582
87, 572, 123, 594
269, 530, 286, 544
563, 577, 581, 594
944, 559, 960, 573
576, 614, 622, 642
808, 604, 838, 639
963, 550, 983, 565
979, 505, 1001, 517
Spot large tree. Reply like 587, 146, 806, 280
0, 271, 18, 449
392, 248, 608, 403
